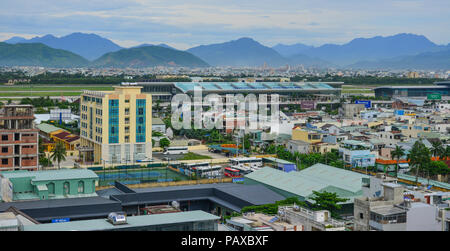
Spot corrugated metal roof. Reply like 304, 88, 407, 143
245, 164, 368, 203
1, 169, 98, 182
36, 123, 63, 134
23, 210, 219, 231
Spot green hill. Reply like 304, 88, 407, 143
0, 42, 89, 67
92, 45, 209, 68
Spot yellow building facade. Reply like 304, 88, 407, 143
291, 127, 323, 143
79, 86, 152, 164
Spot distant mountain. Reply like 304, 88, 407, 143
300, 33, 445, 65
133, 43, 177, 50
349, 49, 450, 70
0, 42, 89, 67
187, 37, 288, 67
92, 45, 209, 68
272, 43, 314, 58
4, 33, 123, 60
4, 36, 26, 44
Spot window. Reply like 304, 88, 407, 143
360, 213, 364, 219
2, 159, 8, 165
2, 135, 8, 141
2, 147, 8, 153
63, 182, 70, 195
78, 181, 84, 193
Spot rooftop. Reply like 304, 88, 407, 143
245, 163, 368, 203
173, 82, 337, 93
0, 169, 98, 182
23, 210, 219, 231
36, 123, 63, 134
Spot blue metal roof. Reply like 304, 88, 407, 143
173, 82, 336, 93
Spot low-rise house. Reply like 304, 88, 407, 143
339, 140, 376, 168
0, 169, 99, 202
354, 174, 450, 231
287, 140, 310, 154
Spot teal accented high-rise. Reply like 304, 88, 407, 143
136, 99, 146, 143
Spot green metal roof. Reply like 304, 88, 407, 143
23, 210, 220, 231
36, 123, 63, 134
245, 164, 368, 203
263, 157, 295, 165
1, 169, 98, 182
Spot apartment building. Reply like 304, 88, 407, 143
79, 85, 152, 164
0, 105, 39, 171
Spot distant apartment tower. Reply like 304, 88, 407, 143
79, 85, 152, 164
0, 105, 39, 171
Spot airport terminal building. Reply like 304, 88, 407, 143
138, 81, 343, 103
374, 81, 450, 99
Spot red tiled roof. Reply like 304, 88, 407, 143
65, 136, 80, 143
53, 131, 71, 139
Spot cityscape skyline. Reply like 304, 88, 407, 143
1, 0, 450, 49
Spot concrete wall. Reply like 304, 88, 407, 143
406, 204, 441, 231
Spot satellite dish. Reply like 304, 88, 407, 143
171, 201, 180, 209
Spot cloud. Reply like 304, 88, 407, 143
1, 0, 449, 47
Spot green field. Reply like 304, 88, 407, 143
0, 92, 84, 97
180, 152, 213, 160
0, 85, 114, 91
341, 85, 375, 94
0, 85, 114, 97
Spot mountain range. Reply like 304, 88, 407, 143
187, 37, 288, 67
4, 33, 123, 60
2, 32, 450, 69
92, 46, 208, 68
0, 42, 89, 67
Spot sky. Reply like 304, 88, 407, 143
1, 0, 449, 50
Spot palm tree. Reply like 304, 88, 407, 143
391, 145, 405, 178
50, 142, 67, 170
408, 140, 431, 186
442, 146, 450, 160
431, 140, 444, 160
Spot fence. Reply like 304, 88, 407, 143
96, 177, 233, 190
95, 167, 188, 187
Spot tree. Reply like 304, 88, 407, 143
309, 190, 349, 218
426, 161, 449, 177
408, 140, 431, 186
391, 145, 405, 177
159, 138, 171, 149
441, 145, 450, 160
431, 140, 444, 159
50, 142, 67, 170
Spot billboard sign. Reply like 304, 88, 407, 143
427, 93, 441, 100
52, 218, 70, 223
355, 100, 371, 108
300, 101, 316, 110
232, 178, 245, 183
